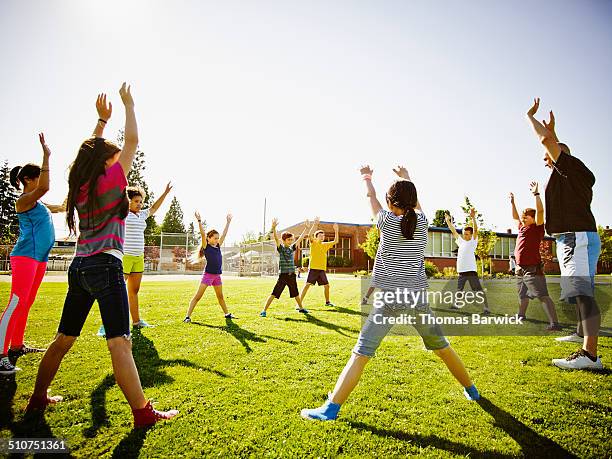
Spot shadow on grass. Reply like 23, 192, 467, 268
110, 426, 150, 459
308, 305, 368, 318
280, 314, 359, 337
1, 374, 72, 458
84, 328, 228, 447
190, 318, 298, 353
347, 397, 577, 458
476, 397, 577, 458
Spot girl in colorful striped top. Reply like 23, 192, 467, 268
26, 85, 178, 428
301, 165, 480, 421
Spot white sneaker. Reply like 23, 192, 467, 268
552, 350, 603, 370
555, 333, 583, 343
0, 356, 20, 374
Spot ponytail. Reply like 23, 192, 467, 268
9, 163, 41, 190
400, 207, 417, 240
9, 166, 22, 189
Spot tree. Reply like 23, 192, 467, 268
359, 224, 380, 260
116, 129, 159, 242
241, 231, 265, 245
161, 196, 186, 233
461, 196, 497, 277
598, 225, 612, 266
432, 209, 450, 228
0, 160, 19, 244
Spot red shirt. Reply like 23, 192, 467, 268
514, 223, 544, 266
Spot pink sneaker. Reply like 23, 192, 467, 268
25, 393, 63, 412
132, 401, 179, 428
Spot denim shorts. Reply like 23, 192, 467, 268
58, 253, 130, 339
353, 302, 450, 357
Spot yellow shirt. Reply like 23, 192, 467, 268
309, 239, 336, 271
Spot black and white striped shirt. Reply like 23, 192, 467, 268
372, 209, 428, 291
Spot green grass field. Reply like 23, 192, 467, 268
1, 277, 610, 458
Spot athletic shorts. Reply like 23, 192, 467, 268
201, 272, 222, 286
58, 253, 130, 340
457, 271, 483, 291
306, 269, 329, 286
353, 301, 449, 357
516, 264, 549, 299
555, 231, 601, 301
123, 253, 144, 274
271, 273, 299, 298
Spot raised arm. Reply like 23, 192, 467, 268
332, 222, 339, 245
149, 182, 173, 217
219, 214, 232, 245
93, 93, 112, 137
360, 165, 383, 217
526, 98, 561, 162
294, 219, 310, 247
118, 83, 139, 175
195, 211, 207, 249
445, 212, 460, 239
509, 192, 520, 227
308, 217, 319, 242
470, 208, 478, 239
392, 165, 423, 213
16, 133, 51, 212
530, 181, 544, 226
271, 218, 280, 247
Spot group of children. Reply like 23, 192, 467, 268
0, 89, 603, 432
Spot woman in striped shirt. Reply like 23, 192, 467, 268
26, 85, 178, 427
301, 165, 480, 421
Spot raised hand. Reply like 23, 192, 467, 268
360, 165, 373, 176
39, 133, 51, 157
195, 211, 202, 222
529, 181, 539, 195
96, 93, 112, 121
164, 182, 173, 194
119, 82, 134, 108
304, 219, 311, 227
333, 222, 339, 231
444, 211, 452, 223
509, 192, 515, 203
271, 218, 278, 229
542, 110, 555, 132
314, 216, 320, 224
392, 165, 409, 179
527, 98, 540, 117
226, 214, 233, 223
470, 208, 477, 219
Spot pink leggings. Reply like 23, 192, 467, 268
0, 256, 47, 355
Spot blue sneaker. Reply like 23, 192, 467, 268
97, 325, 106, 337
260, 311, 267, 317
133, 320, 153, 328
301, 399, 341, 421
297, 308, 310, 314
463, 384, 480, 401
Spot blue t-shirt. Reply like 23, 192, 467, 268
11, 201, 55, 262
204, 244, 222, 274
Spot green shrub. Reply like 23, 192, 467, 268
425, 261, 439, 278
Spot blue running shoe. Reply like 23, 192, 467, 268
300, 399, 341, 421
463, 384, 480, 401
260, 311, 267, 317
297, 308, 310, 314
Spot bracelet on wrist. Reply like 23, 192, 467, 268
40, 168, 50, 172
533, 193, 540, 196
98, 118, 107, 125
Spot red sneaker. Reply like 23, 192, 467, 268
25, 393, 63, 412
132, 401, 179, 428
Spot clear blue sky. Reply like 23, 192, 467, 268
1, 0, 610, 241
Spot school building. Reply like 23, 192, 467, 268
281, 220, 582, 275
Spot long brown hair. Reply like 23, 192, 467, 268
66, 137, 127, 235
386, 180, 418, 240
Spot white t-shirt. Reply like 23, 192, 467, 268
455, 236, 478, 273
124, 208, 150, 256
